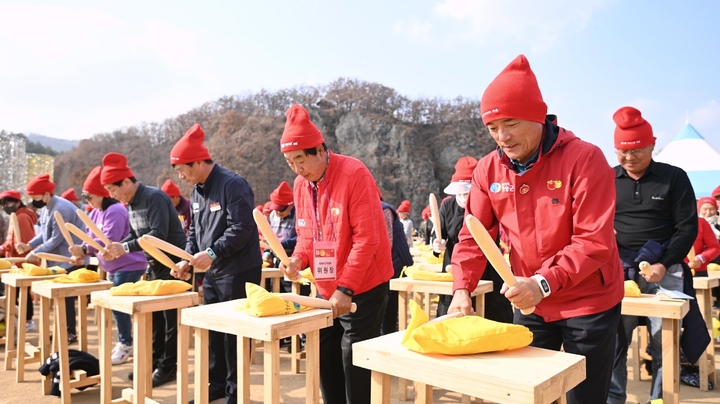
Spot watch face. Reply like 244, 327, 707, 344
541, 280, 550, 293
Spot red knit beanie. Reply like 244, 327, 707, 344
397, 200, 411, 213
170, 123, 213, 164
161, 179, 182, 197
26, 173, 56, 195
711, 185, 720, 199
480, 54, 548, 125
61, 188, 79, 201
0, 190, 22, 202
613, 107, 656, 149
269, 181, 294, 211
697, 196, 718, 211
451, 156, 478, 182
83, 166, 111, 198
280, 105, 325, 153
421, 205, 430, 220
101, 153, 135, 185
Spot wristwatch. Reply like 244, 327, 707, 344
336, 286, 354, 297
122, 242, 130, 253
532, 274, 551, 298
206, 247, 217, 260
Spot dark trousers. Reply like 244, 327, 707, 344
515, 302, 621, 404
14, 287, 34, 321
202, 268, 261, 403
319, 282, 388, 404
147, 263, 178, 373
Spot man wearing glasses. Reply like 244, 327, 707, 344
609, 106, 709, 404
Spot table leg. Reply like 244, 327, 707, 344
695, 288, 715, 390
55, 298, 72, 404
264, 339, 280, 404
474, 295, 485, 318
413, 381, 432, 404
133, 312, 148, 404
238, 336, 250, 404
195, 328, 209, 404
99, 307, 112, 404
661, 318, 680, 404
78, 295, 88, 352
305, 330, 320, 404
398, 290, 409, 401
423, 292, 431, 317
3, 285, 16, 371
177, 318, 189, 404
144, 312, 153, 399
291, 282, 301, 374
271, 277, 280, 293
16, 285, 29, 382
371, 371, 391, 403
40, 296, 52, 395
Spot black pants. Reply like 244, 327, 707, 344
515, 302, 621, 404
202, 268, 261, 403
147, 263, 178, 373
319, 282, 388, 404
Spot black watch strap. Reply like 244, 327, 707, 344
336, 286, 354, 297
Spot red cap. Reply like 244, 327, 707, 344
262, 201, 273, 215
697, 196, 718, 211
61, 188, 79, 201
26, 173, 56, 196
101, 153, 135, 185
280, 105, 325, 152
421, 205, 430, 220
397, 200, 411, 213
613, 106, 656, 149
711, 185, 720, 199
269, 181, 294, 211
161, 179, 182, 197
480, 55, 547, 125
83, 166, 111, 198
451, 156, 478, 182
0, 190, 22, 202
170, 123, 213, 164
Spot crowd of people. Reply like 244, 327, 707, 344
1, 53, 719, 404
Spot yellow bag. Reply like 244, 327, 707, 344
110, 280, 192, 296
0, 259, 12, 269
624, 280, 641, 297
49, 269, 100, 284
12, 263, 67, 276
262, 261, 271, 268
402, 265, 453, 282
421, 250, 444, 264
236, 283, 312, 317
402, 300, 533, 355
713, 317, 720, 339
708, 263, 720, 271
299, 267, 315, 285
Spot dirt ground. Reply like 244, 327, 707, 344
1, 301, 718, 404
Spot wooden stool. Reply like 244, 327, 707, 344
31, 279, 113, 403
181, 299, 333, 404
2, 272, 63, 382
693, 276, 719, 390
90, 290, 199, 404
391, 277, 493, 401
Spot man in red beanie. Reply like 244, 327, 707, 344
16, 174, 87, 343
712, 185, 720, 205
60, 187, 86, 210
263, 181, 299, 290
160, 179, 191, 235
448, 55, 624, 404
609, 106, 707, 404
101, 153, 187, 387
279, 104, 393, 404
396, 200, 413, 248
169, 123, 262, 404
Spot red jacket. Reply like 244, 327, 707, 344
451, 127, 624, 322
292, 151, 393, 299
685, 217, 720, 273
2, 206, 37, 257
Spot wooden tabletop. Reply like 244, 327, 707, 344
31, 280, 113, 299
90, 289, 199, 314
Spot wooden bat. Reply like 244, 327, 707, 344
639, 261, 653, 277
10, 212, 22, 243
3, 257, 27, 263
53, 211, 76, 247
253, 209, 290, 266
687, 246, 696, 263
464, 214, 535, 315
65, 223, 104, 251
426, 311, 463, 325
279, 293, 357, 313
141, 234, 194, 261
137, 236, 186, 278
76, 208, 111, 246
36, 252, 73, 263
429, 193, 442, 240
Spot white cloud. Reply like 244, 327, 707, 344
393, 16, 433, 41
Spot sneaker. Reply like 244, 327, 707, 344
67, 332, 78, 344
111, 342, 133, 365
25, 320, 36, 333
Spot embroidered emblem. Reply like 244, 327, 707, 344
547, 180, 562, 190
519, 184, 530, 194
331, 207, 340, 216
298, 219, 306, 227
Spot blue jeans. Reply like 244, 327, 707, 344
608, 264, 685, 404
107, 270, 145, 345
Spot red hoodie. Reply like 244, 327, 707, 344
291, 151, 393, 299
452, 127, 624, 322
3, 206, 37, 257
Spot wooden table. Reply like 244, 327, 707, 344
31, 280, 113, 403
181, 299, 333, 404
90, 290, 199, 404
390, 278, 493, 401
261, 268, 283, 293
2, 272, 63, 382
621, 295, 689, 404
353, 331, 586, 404
693, 276, 719, 391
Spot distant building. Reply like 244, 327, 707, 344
0, 131, 55, 199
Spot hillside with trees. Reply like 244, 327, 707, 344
54, 78, 497, 222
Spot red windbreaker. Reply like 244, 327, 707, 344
292, 152, 393, 299
452, 128, 624, 322
685, 217, 720, 273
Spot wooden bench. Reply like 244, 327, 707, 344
693, 276, 719, 391
90, 289, 199, 404
181, 299, 332, 404
353, 331, 586, 404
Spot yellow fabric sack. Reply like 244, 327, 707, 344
49, 269, 100, 284
236, 283, 312, 317
707, 263, 720, 271
0, 259, 12, 269
12, 263, 67, 276
299, 267, 315, 285
713, 317, 720, 339
110, 280, 192, 296
402, 265, 453, 282
624, 280, 641, 297
262, 261, 271, 268
402, 300, 533, 355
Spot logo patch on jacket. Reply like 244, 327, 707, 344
298, 219, 306, 227
209, 202, 221, 212
547, 180, 562, 190
490, 182, 515, 193
331, 207, 340, 216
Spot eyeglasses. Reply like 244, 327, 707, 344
615, 147, 650, 157
83, 194, 93, 201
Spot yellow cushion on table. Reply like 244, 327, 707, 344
708, 263, 720, 271
236, 283, 312, 317
403, 265, 453, 282
12, 263, 67, 276
299, 267, 315, 285
0, 259, 12, 269
713, 317, 720, 339
262, 261, 271, 268
110, 280, 192, 296
624, 280, 641, 297
49, 268, 100, 283
402, 300, 533, 355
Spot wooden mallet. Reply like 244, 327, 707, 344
10, 212, 22, 243
638, 261, 653, 277
53, 211, 76, 247
429, 193, 442, 240
65, 223, 104, 252
137, 236, 190, 280
76, 208, 112, 246
426, 311, 463, 325
36, 252, 74, 263
253, 209, 290, 266
464, 214, 535, 315
280, 293, 357, 313
140, 234, 194, 262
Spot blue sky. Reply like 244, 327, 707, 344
1, 0, 719, 165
